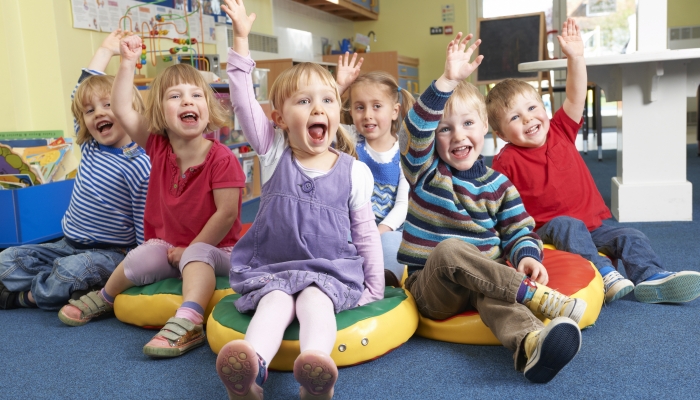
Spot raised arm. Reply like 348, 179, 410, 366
336, 52, 364, 96
559, 18, 587, 122
222, 0, 277, 155
111, 35, 150, 148
88, 29, 128, 72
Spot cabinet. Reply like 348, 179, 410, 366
290, 0, 378, 21
322, 51, 420, 97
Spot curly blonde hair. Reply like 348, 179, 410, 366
71, 75, 144, 145
146, 63, 230, 136
269, 62, 357, 159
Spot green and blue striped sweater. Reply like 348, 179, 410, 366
398, 82, 542, 273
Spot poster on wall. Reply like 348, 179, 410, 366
72, 0, 217, 44
71, 0, 99, 31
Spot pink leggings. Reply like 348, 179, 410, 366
123, 239, 232, 286
245, 286, 336, 364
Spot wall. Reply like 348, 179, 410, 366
667, 0, 700, 27
0, 0, 218, 139
354, 1, 469, 93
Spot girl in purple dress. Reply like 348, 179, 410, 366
218, 1, 384, 399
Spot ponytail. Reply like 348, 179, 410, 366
392, 87, 415, 139
335, 125, 357, 159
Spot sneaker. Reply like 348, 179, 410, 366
523, 317, 582, 383
602, 271, 635, 303
294, 350, 338, 400
0, 282, 18, 310
634, 271, 700, 303
143, 317, 206, 358
58, 290, 113, 326
528, 285, 587, 324
217, 340, 266, 400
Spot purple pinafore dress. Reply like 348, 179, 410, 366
229, 147, 365, 313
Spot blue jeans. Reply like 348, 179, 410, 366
381, 230, 405, 282
0, 239, 126, 310
536, 216, 665, 285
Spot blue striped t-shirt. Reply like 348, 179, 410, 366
61, 69, 151, 247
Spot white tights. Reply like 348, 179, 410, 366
245, 286, 337, 364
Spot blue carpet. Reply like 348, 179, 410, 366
2, 145, 700, 399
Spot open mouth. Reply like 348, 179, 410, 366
96, 121, 113, 134
307, 123, 328, 143
363, 124, 377, 132
179, 112, 199, 123
525, 125, 540, 135
451, 145, 472, 159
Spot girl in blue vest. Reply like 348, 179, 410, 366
336, 54, 416, 286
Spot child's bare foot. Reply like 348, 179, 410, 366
293, 350, 338, 400
216, 340, 266, 400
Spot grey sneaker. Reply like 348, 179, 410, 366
528, 286, 587, 324
602, 271, 634, 303
635, 271, 700, 303
524, 317, 582, 383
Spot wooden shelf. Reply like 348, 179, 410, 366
290, 0, 378, 21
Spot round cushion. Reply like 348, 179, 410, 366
207, 287, 419, 371
114, 276, 234, 329
415, 245, 604, 345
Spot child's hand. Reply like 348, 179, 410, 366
167, 247, 186, 269
336, 52, 364, 95
435, 33, 483, 92
101, 29, 130, 56
517, 258, 549, 285
558, 18, 584, 59
120, 35, 142, 64
221, 0, 256, 40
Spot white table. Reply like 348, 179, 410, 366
520, 49, 700, 223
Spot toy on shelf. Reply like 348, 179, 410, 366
119, 0, 208, 71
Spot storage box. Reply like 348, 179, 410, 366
0, 180, 74, 248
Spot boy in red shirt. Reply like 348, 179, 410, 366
489, 18, 700, 305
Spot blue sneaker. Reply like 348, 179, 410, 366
523, 317, 582, 383
634, 271, 700, 303
602, 270, 634, 303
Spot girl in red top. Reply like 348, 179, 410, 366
58, 34, 246, 359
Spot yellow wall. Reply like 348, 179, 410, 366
354, 1, 469, 93
1, 0, 221, 139
667, 0, 700, 27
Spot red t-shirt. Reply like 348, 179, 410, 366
143, 135, 246, 247
491, 108, 611, 231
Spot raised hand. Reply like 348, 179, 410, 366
221, 0, 256, 40
436, 33, 483, 92
558, 18, 584, 59
120, 35, 142, 64
336, 52, 364, 95
101, 29, 130, 56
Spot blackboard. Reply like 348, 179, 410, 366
476, 13, 544, 85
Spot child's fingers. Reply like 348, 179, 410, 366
350, 52, 358, 67
355, 57, 364, 70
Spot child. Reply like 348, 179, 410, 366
217, 0, 384, 398
0, 30, 150, 311
400, 32, 586, 384
489, 18, 700, 304
57, 34, 247, 359
334, 53, 415, 286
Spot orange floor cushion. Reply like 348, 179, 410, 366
415, 245, 604, 345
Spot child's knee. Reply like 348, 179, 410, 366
180, 242, 222, 272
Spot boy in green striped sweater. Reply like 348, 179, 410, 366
399, 33, 585, 383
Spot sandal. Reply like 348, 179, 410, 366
294, 350, 338, 400
142, 317, 205, 358
58, 290, 113, 326
0, 282, 18, 310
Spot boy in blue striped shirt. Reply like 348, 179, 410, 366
0, 30, 151, 310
